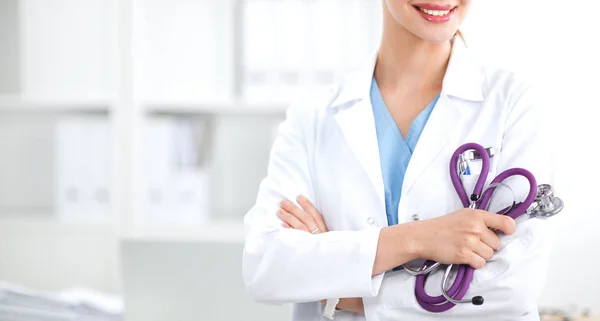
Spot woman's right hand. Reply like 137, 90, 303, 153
414, 208, 516, 269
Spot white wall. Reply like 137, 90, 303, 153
462, 0, 600, 312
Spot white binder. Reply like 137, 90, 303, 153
55, 116, 111, 223
171, 118, 210, 225
142, 117, 173, 225
242, 0, 277, 103
308, 0, 344, 85
55, 117, 84, 221
84, 119, 111, 222
273, 0, 309, 102
143, 117, 210, 226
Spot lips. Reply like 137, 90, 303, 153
412, 3, 455, 10
412, 3, 457, 23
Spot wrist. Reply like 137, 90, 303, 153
373, 223, 425, 275
395, 221, 424, 260
333, 298, 364, 314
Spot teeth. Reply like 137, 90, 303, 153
418, 7, 451, 16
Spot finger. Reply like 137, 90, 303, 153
277, 209, 308, 232
473, 242, 495, 261
314, 214, 328, 233
280, 200, 319, 233
480, 211, 516, 235
282, 222, 291, 228
468, 252, 486, 269
297, 195, 328, 233
480, 228, 501, 250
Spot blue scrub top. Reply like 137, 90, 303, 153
370, 77, 439, 227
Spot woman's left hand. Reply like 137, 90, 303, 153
278, 195, 365, 315
278, 195, 328, 234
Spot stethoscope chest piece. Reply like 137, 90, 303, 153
527, 184, 564, 218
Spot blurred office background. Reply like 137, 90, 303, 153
0, 0, 598, 320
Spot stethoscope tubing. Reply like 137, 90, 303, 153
413, 142, 538, 313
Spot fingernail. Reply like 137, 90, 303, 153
277, 209, 283, 216
281, 200, 289, 207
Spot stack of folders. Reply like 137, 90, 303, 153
143, 116, 211, 225
0, 282, 123, 321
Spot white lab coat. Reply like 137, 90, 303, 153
242, 37, 556, 321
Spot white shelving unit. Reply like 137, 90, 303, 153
144, 101, 289, 115
0, 97, 111, 113
0, 0, 382, 294
120, 0, 382, 240
2, 0, 599, 314
121, 220, 246, 243
0, 0, 120, 294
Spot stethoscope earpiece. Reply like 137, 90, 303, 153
472, 296, 484, 306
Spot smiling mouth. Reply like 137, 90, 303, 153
413, 5, 456, 17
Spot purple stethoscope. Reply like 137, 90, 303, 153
403, 142, 564, 313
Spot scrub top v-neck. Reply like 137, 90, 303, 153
370, 77, 439, 227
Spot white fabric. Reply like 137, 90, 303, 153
242, 37, 556, 321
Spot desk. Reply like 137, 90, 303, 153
541, 313, 600, 321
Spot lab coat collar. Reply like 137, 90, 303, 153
330, 36, 484, 225
329, 36, 485, 108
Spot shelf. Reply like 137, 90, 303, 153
144, 100, 289, 115
120, 221, 245, 243
0, 96, 112, 114
0, 215, 116, 232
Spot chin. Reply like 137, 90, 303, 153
413, 29, 459, 44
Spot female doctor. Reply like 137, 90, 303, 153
242, 0, 554, 320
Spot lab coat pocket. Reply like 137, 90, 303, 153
471, 254, 510, 286
460, 174, 480, 196
459, 173, 495, 197
472, 231, 525, 286
460, 166, 502, 200
368, 270, 413, 310
458, 152, 499, 198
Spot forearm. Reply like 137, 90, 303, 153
244, 226, 385, 303
321, 298, 364, 314
327, 223, 421, 315
372, 222, 421, 275
245, 207, 422, 304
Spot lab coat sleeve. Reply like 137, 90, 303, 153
242, 101, 385, 304
477, 80, 558, 316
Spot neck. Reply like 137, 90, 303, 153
375, 7, 452, 92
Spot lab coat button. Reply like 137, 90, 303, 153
367, 217, 375, 225
412, 214, 420, 221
